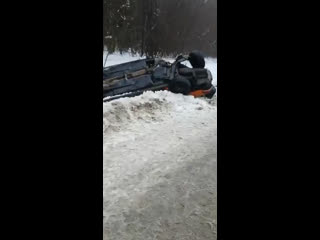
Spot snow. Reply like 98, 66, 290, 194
103, 52, 144, 68
103, 53, 217, 240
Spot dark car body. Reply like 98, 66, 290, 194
103, 55, 216, 102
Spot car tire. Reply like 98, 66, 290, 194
189, 51, 205, 68
169, 76, 191, 95
205, 85, 216, 99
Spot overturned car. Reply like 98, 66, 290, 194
103, 51, 216, 102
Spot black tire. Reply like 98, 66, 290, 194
169, 76, 191, 95
205, 85, 216, 99
189, 50, 205, 68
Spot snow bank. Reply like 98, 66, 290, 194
103, 90, 215, 135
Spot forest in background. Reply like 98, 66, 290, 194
103, 0, 217, 57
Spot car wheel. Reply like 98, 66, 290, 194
189, 50, 205, 68
169, 76, 191, 95
205, 85, 216, 98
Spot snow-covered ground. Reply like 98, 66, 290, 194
103, 53, 217, 240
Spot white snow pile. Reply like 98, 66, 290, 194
103, 90, 215, 135
103, 53, 217, 240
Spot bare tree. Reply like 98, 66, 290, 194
103, 0, 217, 57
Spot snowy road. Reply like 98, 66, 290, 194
103, 53, 217, 240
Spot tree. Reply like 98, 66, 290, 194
103, 0, 217, 57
